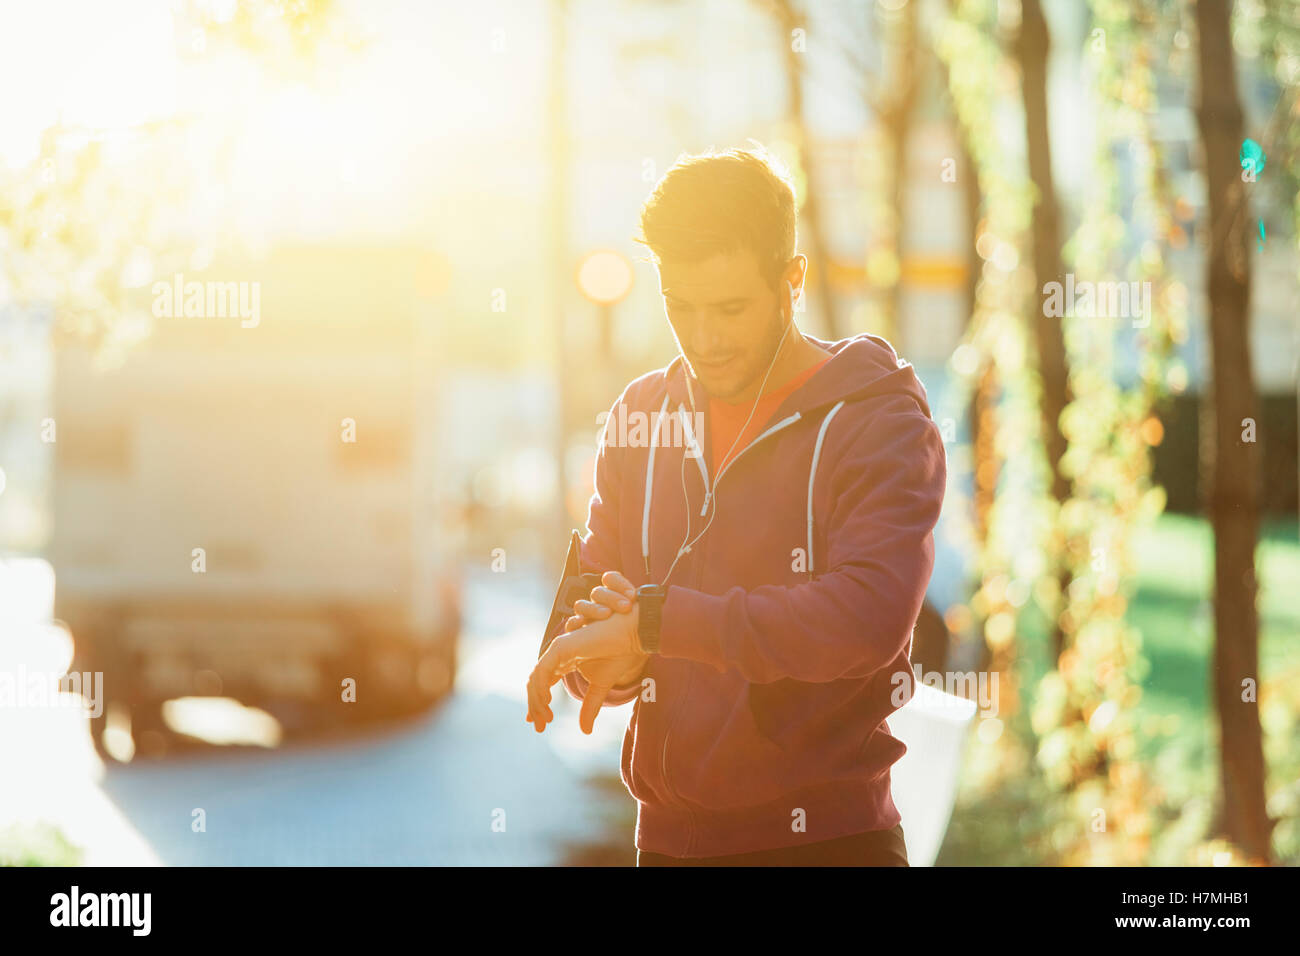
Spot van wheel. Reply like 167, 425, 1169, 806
417, 638, 456, 703
131, 699, 171, 758
88, 698, 118, 761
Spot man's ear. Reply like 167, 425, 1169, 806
786, 254, 808, 308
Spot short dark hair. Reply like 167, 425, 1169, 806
634, 144, 797, 292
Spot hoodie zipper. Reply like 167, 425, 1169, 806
697, 412, 801, 518
657, 409, 802, 852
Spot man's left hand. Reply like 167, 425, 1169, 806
527, 603, 640, 735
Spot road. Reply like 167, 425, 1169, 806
0, 560, 634, 866
2, 554, 969, 866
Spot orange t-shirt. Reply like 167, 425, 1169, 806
710, 355, 832, 475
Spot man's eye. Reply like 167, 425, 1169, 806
721, 305, 746, 317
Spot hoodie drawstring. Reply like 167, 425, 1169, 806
642, 395, 671, 576
806, 400, 846, 578
641, 397, 848, 581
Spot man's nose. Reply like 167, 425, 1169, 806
689, 321, 729, 355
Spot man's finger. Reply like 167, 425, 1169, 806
580, 681, 612, 735
588, 586, 632, 612
528, 634, 588, 731
602, 570, 636, 598
527, 640, 562, 731
573, 599, 613, 620
527, 670, 555, 732
526, 668, 550, 732
563, 614, 585, 632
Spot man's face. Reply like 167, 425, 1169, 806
658, 250, 789, 403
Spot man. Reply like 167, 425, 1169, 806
526, 145, 946, 866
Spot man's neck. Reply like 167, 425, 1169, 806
722, 330, 830, 405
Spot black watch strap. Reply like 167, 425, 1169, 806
636, 584, 666, 654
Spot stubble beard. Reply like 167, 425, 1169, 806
705, 305, 790, 403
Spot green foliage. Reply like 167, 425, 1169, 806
0, 0, 353, 364
0, 123, 199, 363
944, 515, 1300, 865
935, 0, 1205, 865
937, 0, 1047, 719
1015, 0, 1195, 864
0, 822, 84, 867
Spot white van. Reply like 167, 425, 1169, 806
50, 245, 462, 758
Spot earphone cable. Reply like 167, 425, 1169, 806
661, 303, 794, 587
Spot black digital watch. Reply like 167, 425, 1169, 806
635, 584, 667, 654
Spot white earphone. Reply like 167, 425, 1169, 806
661, 279, 798, 585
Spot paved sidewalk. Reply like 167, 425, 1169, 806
0, 558, 627, 865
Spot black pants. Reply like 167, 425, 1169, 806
636, 823, 908, 867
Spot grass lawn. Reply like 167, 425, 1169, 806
939, 513, 1300, 865
1129, 515, 1300, 756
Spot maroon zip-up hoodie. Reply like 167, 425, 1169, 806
562, 332, 946, 858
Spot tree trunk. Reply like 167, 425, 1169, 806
1193, 0, 1272, 862
935, 0, 999, 677
882, 0, 920, 345
773, 0, 842, 339
1015, 0, 1072, 660
955, 125, 996, 549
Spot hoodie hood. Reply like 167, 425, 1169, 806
663, 331, 933, 422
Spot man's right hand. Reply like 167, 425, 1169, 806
564, 571, 647, 689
